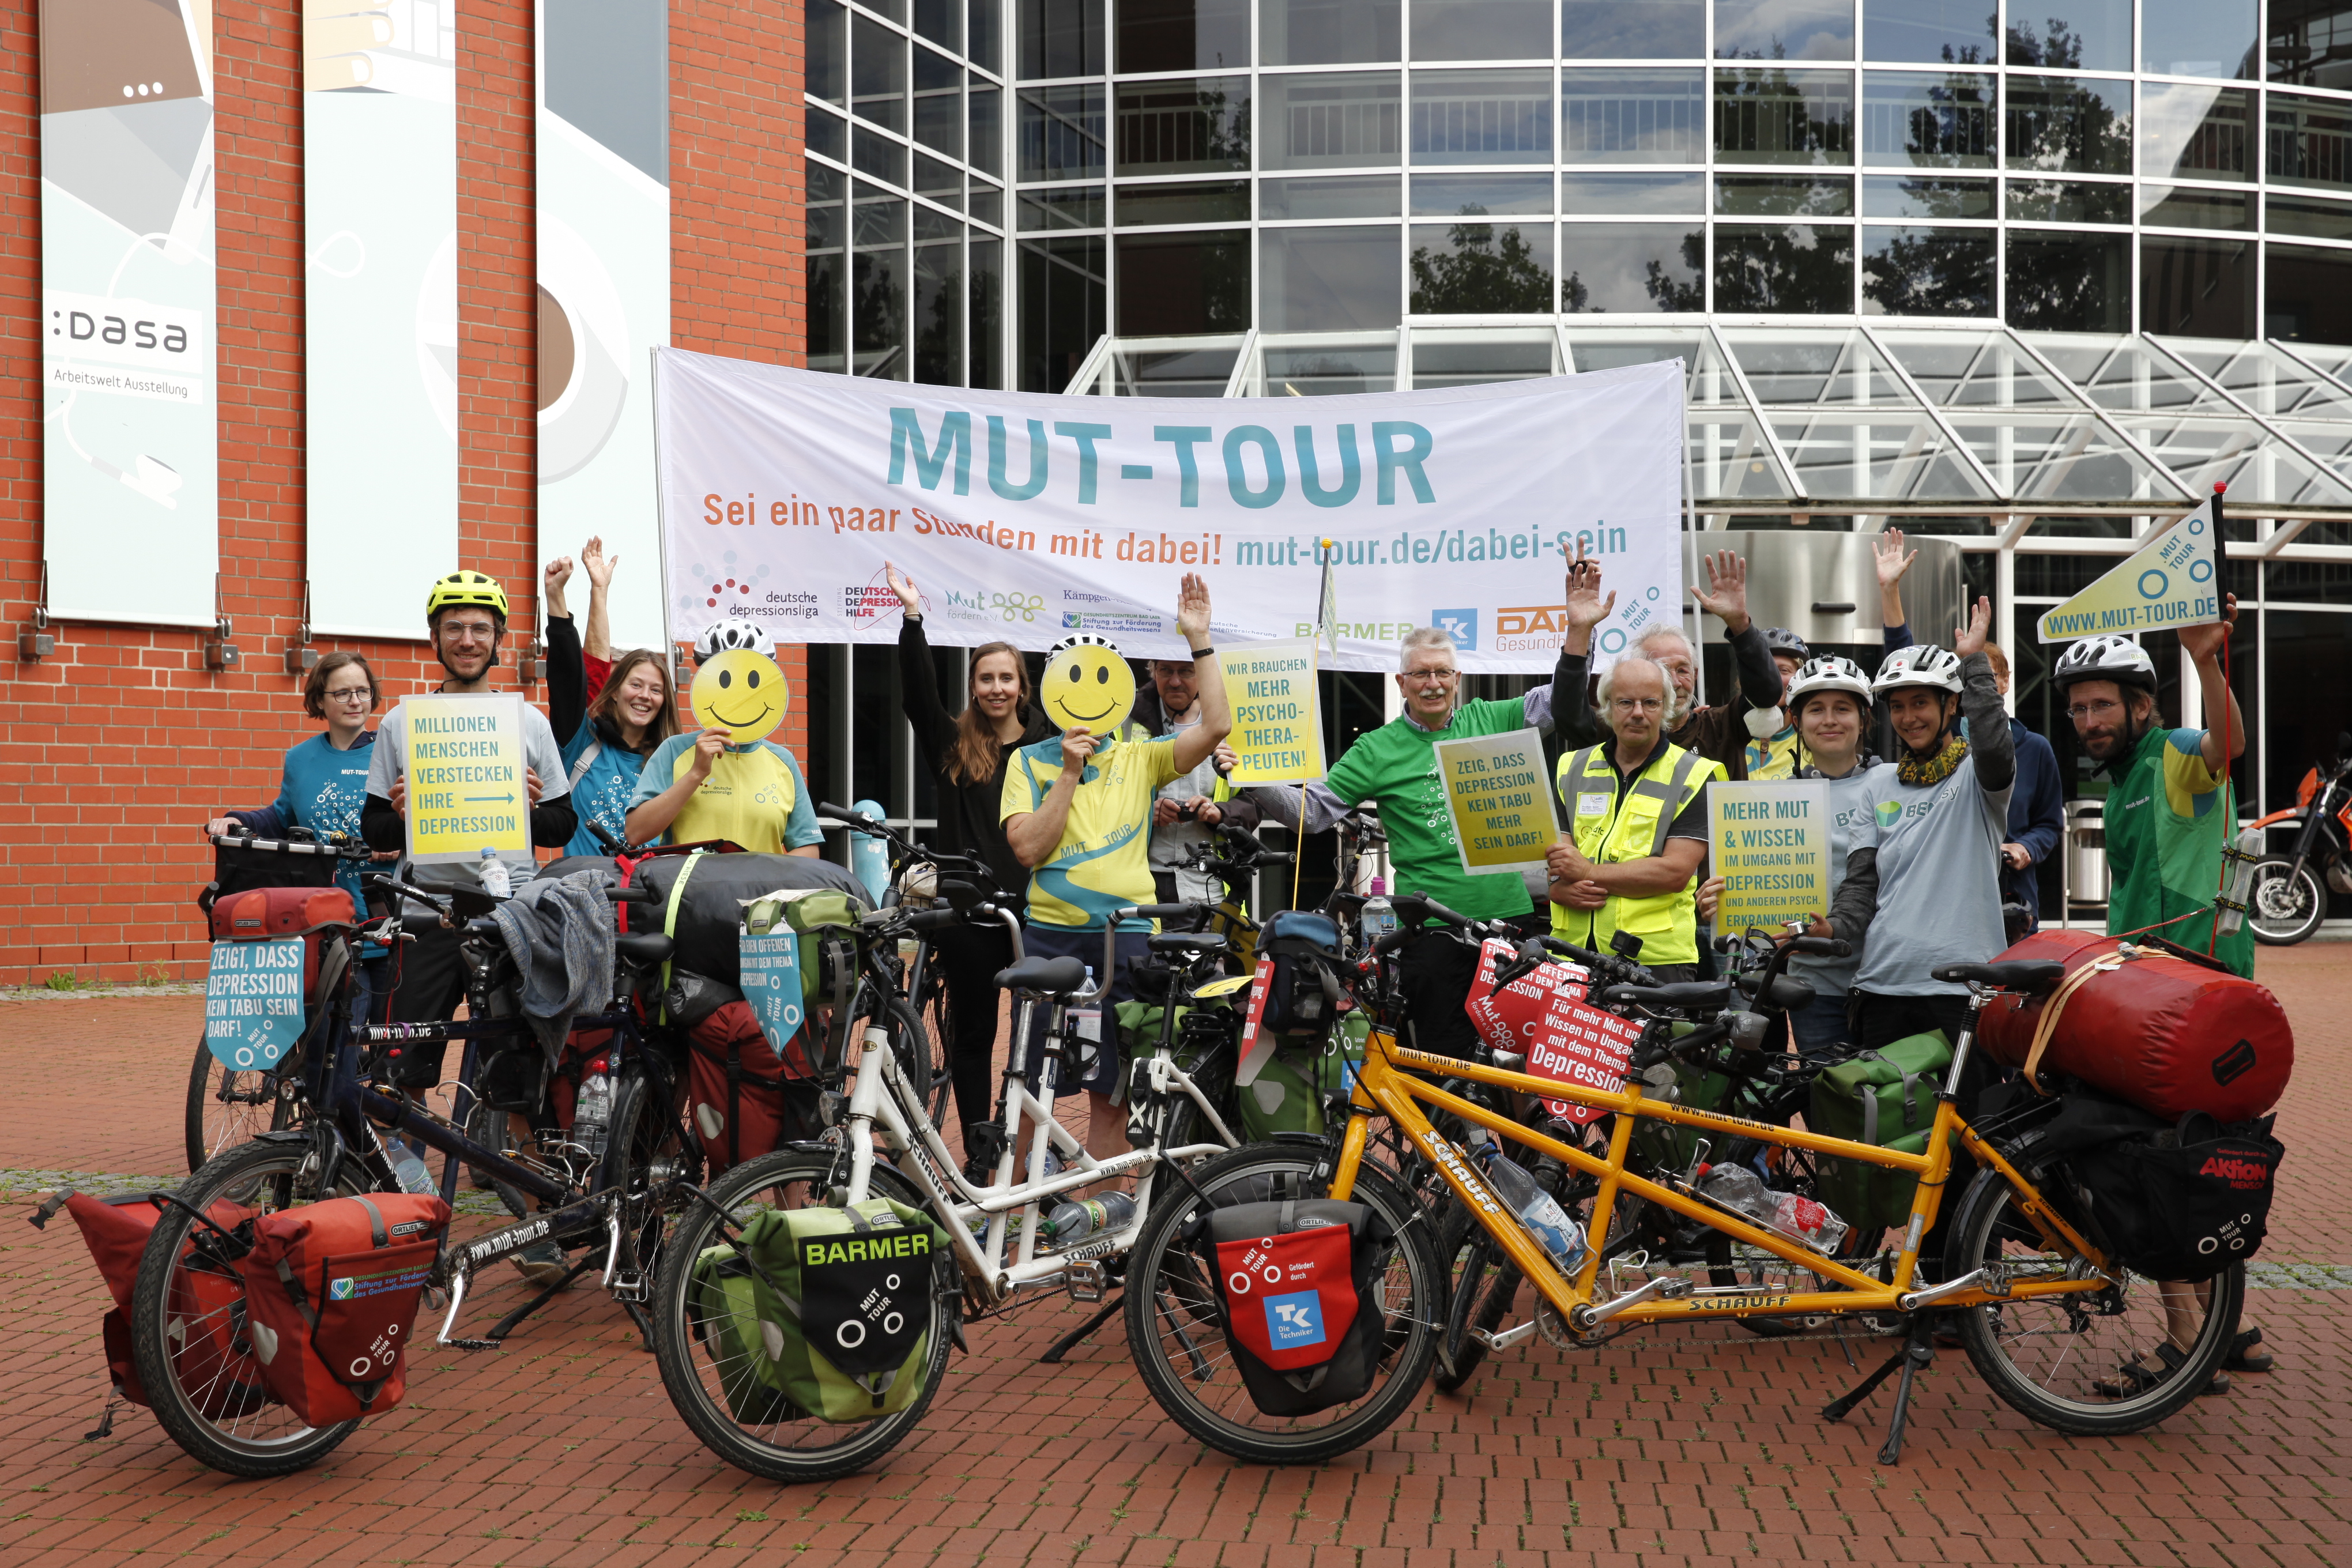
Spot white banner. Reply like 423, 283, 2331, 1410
654, 349, 1686, 673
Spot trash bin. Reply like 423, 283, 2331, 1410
2064, 800, 2109, 907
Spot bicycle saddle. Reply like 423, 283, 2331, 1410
1600, 979, 1732, 1011
994, 955, 1088, 996
1733, 971, 1817, 1011
1929, 959, 2067, 994
1147, 933, 1225, 953
613, 932, 674, 967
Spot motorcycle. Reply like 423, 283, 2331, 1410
2244, 732, 2352, 945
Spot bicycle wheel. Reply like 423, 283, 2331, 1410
129, 1138, 374, 1477
184, 1035, 295, 1173
1433, 1217, 1521, 1394
1946, 1167, 2242, 1436
649, 1148, 953, 1482
600, 1065, 700, 1284
463, 1093, 536, 1221
914, 968, 955, 1127
1121, 1142, 1445, 1465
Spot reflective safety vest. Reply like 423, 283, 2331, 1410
1551, 739, 1724, 966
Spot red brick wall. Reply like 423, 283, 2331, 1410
0, 0, 804, 986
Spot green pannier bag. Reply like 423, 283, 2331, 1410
1809, 1031, 1954, 1232
1236, 1019, 1369, 1139
746, 891, 861, 1007
1629, 1022, 1724, 1173
689, 1197, 945, 1424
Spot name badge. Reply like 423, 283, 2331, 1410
1575, 791, 1610, 819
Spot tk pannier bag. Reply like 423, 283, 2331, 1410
236, 1192, 450, 1426
1808, 1031, 1954, 1233
689, 1198, 947, 1423
56, 1190, 273, 1421
1207, 1198, 1391, 1417
1976, 929, 2293, 1123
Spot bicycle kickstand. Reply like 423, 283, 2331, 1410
1820, 1314, 1937, 1464
1036, 1291, 1125, 1364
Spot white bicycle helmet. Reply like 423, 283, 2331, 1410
2053, 634, 2158, 694
1872, 643, 1965, 695
1046, 631, 1121, 661
1786, 654, 1872, 716
694, 617, 775, 661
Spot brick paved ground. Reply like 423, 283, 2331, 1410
2, 949, 2345, 1567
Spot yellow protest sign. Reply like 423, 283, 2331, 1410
1708, 778, 1831, 934
403, 692, 530, 864
1435, 727, 1557, 874
2038, 496, 2222, 642
1220, 638, 1324, 785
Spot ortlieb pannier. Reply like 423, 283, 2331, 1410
1808, 1031, 1953, 1233
1976, 929, 2293, 1122
688, 1198, 946, 1423
237, 1192, 450, 1425
1207, 1197, 1390, 1417
58, 1190, 274, 1420
683, 999, 822, 1174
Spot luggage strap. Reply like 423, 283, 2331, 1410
567, 737, 604, 790
1852, 1053, 1925, 1148
2022, 949, 2140, 1095
658, 851, 706, 1016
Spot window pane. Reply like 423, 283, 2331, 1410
1863, 0, 1992, 63
1714, 172, 1850, 213
2004, 229, 2128, 331
1861, 71, 1993, 166
1714, 67, 1856, 164
1019, 234, 1106, 389
1022, 0, 1105, 77
1260, 224, 1403, 327
1264, 72, 1404, 168
1713, 223, 1853, 310
1117, 0, 1251, 71
2140, 235, 2253, 337
1019, 184, 1107, 227
1411, 69, 1555, 164
2142, 0, 2255, 77
1117, 229, 1250, 330
2140, 184, 2249, 228
2004, 75, 2131, 174
971, 182, 1006, 225
1264, 342, 1397, 390
1414, 171, 1551, 213
2003, 0, 2129, 70
1410, 0, 1552, 61
1714, 0, 1853, 61
2268, 0, 2352, 91
1261, 0, 1401, 64
970, 238, 1004, 386
1410, 217, 1553, 310
2268, 93, 2352, 190
2140, 84, 2253, 182
970, 0, 1002, 68
1559, 223, 1703, 307
854, 125, 910, 184
914, 239, 964, 385
1020, 84, 1107, 179
1562, 68, 1706, 161
1562, 169, 1705, 210
914, 0, 962, 51
854, 16, 907, 131
969, 81, 1003, 174
1861, 172, 1992, 215
914, 152, 963, 206
1562, 0, 1702, 58
1260, 173, 1404, 214
809, 0, 847, 103
809, 105, 849, 161
2266, 190, 2352, 238
1861, 225, 1992, 313
915, 52, 964, 157
1116, 179, 1251, 222
808, 165, 848, 374
1115, 77, 1250, 173
853, 186, 910, 378
2006, 178, 2128, 221
2267, 242, 2352, 342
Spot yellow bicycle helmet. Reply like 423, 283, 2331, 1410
425, 570, 509, 622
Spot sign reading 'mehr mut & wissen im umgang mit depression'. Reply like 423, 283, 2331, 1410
651, 348, 1686, 675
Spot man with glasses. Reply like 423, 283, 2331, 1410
1546, 656, 1723, 981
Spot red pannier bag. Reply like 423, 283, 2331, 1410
236, 1193, 448, 1426
57, 1191, 274, 1420
1207, 1198, 1388, 1416
684, 1002, 820, 1175
1975, 929, 2294, 1122
210, 885, 359, 990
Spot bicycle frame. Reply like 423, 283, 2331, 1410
1329, 1013, 2116, 1333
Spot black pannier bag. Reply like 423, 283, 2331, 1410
199, 830, 345, 914
1205, 1197, 1390, 1416
1256, 911, 1343, 1036
625, 853, 872, 988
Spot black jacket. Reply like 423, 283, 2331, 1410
899, 617, 1054, 904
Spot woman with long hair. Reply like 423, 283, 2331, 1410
888, 562, 1051, 1152
544, 544, 683, 855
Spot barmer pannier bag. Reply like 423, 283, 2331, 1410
236, 1192, 450, 1426
1207, 1198, 1390, 1417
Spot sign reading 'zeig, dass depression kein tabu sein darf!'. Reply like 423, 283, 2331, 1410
403, 692, 530, 864
1435, 728, 1559, 875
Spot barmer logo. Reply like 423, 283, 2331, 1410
1432, 608, 1477, 650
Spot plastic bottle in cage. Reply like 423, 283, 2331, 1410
477, 846, 512, 899
1695, 1162, 1848, 1254
1477, 1145, 1588, 1275
388, 1140, 438, 1197
1359, 879, 1396, 953
2215, 826, 2266, 937
575, 1061, 613, 1160
1041, 1192, 1136, 1243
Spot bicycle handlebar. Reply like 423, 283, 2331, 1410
210, 828, 370, 858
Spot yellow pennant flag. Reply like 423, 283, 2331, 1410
2038, 497, 2223, 643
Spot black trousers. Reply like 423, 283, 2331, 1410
1396, 910, 1551, 1058
379, 920, 472, 1087
928, 921, 1017, 1136
1854, 989, 2001, 1280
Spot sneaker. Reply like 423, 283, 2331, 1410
511, 1241, 573, 1290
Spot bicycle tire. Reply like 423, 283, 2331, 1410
915, 968, 956, 1128
1433, 1223, 1520, 1394
648, 1148, 953, 1483
1121, 1143, 1444, 1465
184, 1035, 295, 1173
1947, 1166, 2243, 1436
129, 1139, 373, 1477
600, 1065, 699, 1285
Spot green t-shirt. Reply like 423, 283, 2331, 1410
1324, 698, 1540, 924
2104, 725, 2255, 979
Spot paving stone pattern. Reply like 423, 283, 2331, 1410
2, 953, 2346, 1567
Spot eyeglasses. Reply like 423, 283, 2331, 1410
1401, 668, 1457, 685
2065, 699, 2124, 721
1610, 697, 1664, 714
323, 686, 374, 704
440, 620, 498, 642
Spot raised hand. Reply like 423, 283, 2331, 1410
1564, 541, 1618, 636
1175, 571, 1212, 646
582, 535, 616, 589
542, 555, 574, 617
2179, 592, 2238, 664
885, 560, 921, 615
1874, 528, 1917, 589
1954, 595, 1993, 658
1690, 549, 1751, 634
1060, 726, 1099, 772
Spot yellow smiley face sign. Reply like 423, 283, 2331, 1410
690, 649, 790, 744
1040, 634, 1136, 734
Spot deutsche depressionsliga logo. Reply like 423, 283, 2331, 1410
1262, 1290, 1328, 1350
1431, 609, 1479, 651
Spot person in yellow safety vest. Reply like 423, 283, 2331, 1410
1547, 654, 1725, 979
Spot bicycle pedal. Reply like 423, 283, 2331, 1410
1065, 1260, 1108, 1303
609, 1271, 649, 1303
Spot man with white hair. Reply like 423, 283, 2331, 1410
1547, 654, 1724, 979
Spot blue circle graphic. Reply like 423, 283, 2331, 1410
1646, 586, 1660, 600
1599, 627, 1628, 654
2189, 559, 2213, 583
2138, 569, 2169, 600
2189, 518, 2205, 535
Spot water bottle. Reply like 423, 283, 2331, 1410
477, 846, 512, 899
1477, 1146, 1588, 1275
388, 1139, 437, 1197
575, 1062, 612, 1159
1695, 1162, 1849, 1254
1359, 879, 1396, 952
1041, 1192, 1136, 1243
2215, 825, 2265, 937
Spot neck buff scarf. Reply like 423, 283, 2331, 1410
1897, 732, 1970, 787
